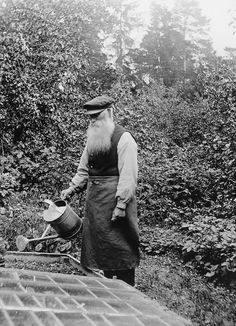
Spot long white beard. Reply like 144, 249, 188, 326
87, 119, 115, 155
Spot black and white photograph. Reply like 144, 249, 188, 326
0, 0, 236, 325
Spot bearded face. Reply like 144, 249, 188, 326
86, 111, 115, 155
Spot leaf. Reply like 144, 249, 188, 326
35, 243, 43, 252
195, 255, 202, 261
59, 241, 72, 252
205, 271, 215, 278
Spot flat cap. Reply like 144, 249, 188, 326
84, 95, 115, 115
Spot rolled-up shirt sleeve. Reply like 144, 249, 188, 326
116, 132, 138, 209
70, 147, 89, 191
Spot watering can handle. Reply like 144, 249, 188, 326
44, 199, 54, 206
43, 199, 63, 213
41, 224, 51, 238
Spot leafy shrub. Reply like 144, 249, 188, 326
0, 0, 117, 194
0, 1, 235, 288
0, 155, 20, 203
111, 71, 236, 286
181, 215, 236, 286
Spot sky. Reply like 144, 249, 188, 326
198, 0, 236, 54
137, 0, 236, 56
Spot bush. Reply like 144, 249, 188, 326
0, 1, 235, 287
0, 155, 20, 204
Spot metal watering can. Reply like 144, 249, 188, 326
16, 199, 83, 251
43, 199, 83, 240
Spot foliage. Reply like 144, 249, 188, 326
137, 254, 236, 326
181, 216, 236, 285
105, 0, 142, 70
0, 154, 20, 203
1, 0, 108, 144
130, 0, 214, 86
0, 0, 118, 195
0, 0, 235, 289
134, 62, 235, 285
105, 65, 236, 286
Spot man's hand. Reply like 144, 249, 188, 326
61, 187, 75, 200
111, 207, 126, 222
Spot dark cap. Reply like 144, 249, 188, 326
84, 95, 115, 115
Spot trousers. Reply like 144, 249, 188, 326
103, 268, 135, 286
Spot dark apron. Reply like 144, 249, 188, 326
81, 176, 140, 270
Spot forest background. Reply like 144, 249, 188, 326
0, 0, 236, 288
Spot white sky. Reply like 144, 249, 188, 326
198, 0, 236, 54
137, 0, 236, 56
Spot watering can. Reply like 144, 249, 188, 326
16, 199, 83, 251
43, 199, 83, 240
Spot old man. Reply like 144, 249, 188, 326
61, 95, 139, 286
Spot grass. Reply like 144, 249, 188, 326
136, 253, 236, 326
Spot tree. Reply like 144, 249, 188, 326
172, 0, 213, 81
224, 47, 236, 73
104, 0, 142, 72
0, 0, 118, 190
141, 3, 183, 86
0, 0, 116, 149
229, 8, 236, 35
130, 0, 214, 87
